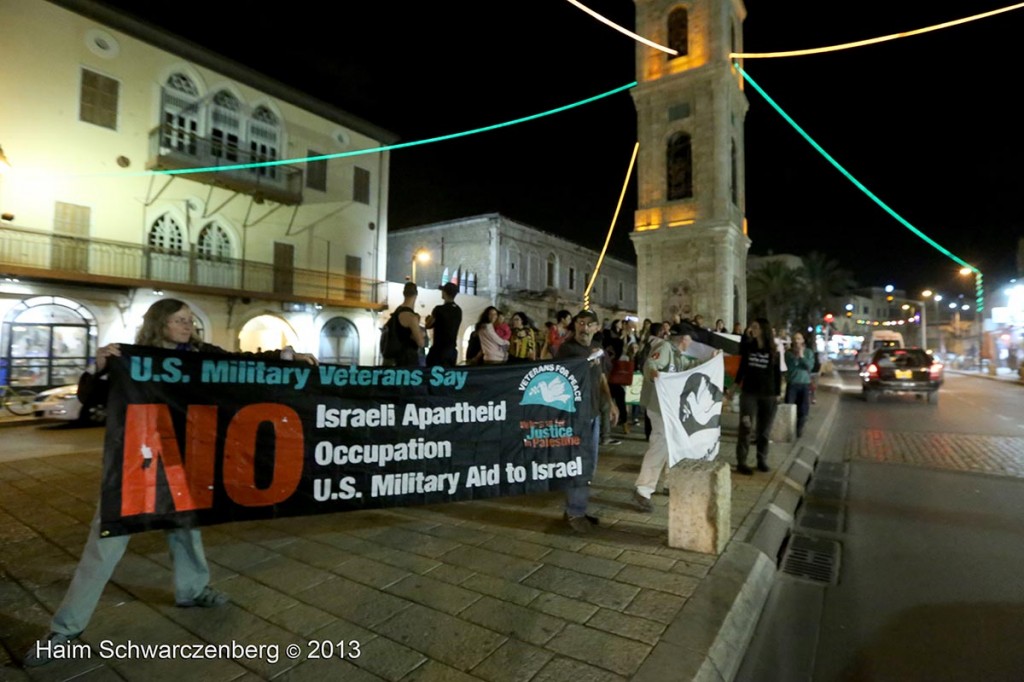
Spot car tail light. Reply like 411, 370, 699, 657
929, 362, 943, 379
867, 363, 879, 378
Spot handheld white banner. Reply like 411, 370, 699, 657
653, 354, 725, 465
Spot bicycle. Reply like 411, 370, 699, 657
0, 384, 38, 416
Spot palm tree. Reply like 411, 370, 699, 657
795, 252, 857, 330
747, 260, 802, 330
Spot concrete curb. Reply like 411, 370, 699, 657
633, 388, 841, 681
946, 369, 1024, 385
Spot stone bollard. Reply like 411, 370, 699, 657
666, 459, 731, 555
770, 403, 796, 443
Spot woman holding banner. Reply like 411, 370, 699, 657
24, 298, 315, 667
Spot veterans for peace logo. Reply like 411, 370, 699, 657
518, 364, 582, 413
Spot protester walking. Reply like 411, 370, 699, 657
24, 298, 316, 667
632, 324, 713, 511
508, 311, 538, 362
731, 317, 782, 475
556, 310, 617, 533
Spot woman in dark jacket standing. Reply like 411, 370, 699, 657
732, 317, 782, 475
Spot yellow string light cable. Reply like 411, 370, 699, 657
735, 62, 985, 310
730, 2, 1024, 59
564, 0, 677, 55
583, 142, 639, 311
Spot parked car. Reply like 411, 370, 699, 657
32, 383, 106, 424
861, 347, 943, 404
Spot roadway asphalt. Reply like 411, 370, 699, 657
0, 382, 842, 681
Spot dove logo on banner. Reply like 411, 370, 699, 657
654, 354, 725, 465
518, 364, 582, 413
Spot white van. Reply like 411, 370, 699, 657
857, 331, 904, 364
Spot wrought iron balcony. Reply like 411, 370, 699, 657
0, 224, 385, 309
148, 124, 304, 205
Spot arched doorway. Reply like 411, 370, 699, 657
1, 296, 96, 388
238, 315, 297, 353
319, 317, 360, 365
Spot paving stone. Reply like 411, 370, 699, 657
412, 523, 495, 547
224, 522, 299, 549
531, 656, 627, 682
477, 536, 552, 561
585, 608, 667, 645
372, 604, 506, 671
617, 550, 677, 572
669, 560, 712, 579
470, 639, 553, 682
460, 596, 567, 646
439, 546, 543, 583
623, 590, 686, 624
615, 564, 700, 597
384, 574, 482, 615
363, 546, 443, 575
332, 556, 413, 590
209, 575, 296, 620
530, 593, 600, 624
423, 562, 477, 586
544, 623, 651, 676
521, 565, 639, 610
399, 659, 479, 682
349, 632, 430, 681
244, 555, 334, 594
579, 544, 624, 560
206, 540, 279, 572
459, 574, 541, 607
539, 548, 625, 579
361, 527, 464, 559
296, 577, 412, 628
275, 657, 384, 682
265, 601, 337, 637
273, 537, 358, 570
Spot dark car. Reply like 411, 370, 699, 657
861, 347, 943, 404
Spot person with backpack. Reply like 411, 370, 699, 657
381, 282, 424, 367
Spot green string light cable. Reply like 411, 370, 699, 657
112, 82, 638, 179
734, 63, 984, 311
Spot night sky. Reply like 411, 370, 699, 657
98, 0, 1023, 302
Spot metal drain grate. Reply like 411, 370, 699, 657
781, 534, 840, 584
797, 503, 842, 533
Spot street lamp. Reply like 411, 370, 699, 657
410, 248, 430, 284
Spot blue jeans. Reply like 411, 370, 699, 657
785, 382, 811, 435
565, 417, 600, 517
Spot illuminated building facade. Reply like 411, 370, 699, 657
630, 0, 750, 327
0, 0, 396, 388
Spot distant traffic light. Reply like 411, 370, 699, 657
823, 313, 835, 324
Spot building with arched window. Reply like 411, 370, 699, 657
0, 0, 401, 387
387, 214, 638, 328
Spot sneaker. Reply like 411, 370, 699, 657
566, 515, 591, 533
176, 586, 229, 608
735, 464, 754, 476
600, 438, 622, 446
24, 631, 81, 668
756, 461, 770, 473
632, 490, 653, 513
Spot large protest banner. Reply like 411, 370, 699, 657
100, 346, 595, 536
653, 353, 725, 465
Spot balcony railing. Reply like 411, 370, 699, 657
0, 224, 386, 308
148, 124, 304, 205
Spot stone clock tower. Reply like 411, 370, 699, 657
630, 0, 750, 327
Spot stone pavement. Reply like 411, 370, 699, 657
0, 388, 840, 681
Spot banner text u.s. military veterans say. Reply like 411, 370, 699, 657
99, 347, 595, 536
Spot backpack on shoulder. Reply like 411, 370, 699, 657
379, 314, 402, 361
